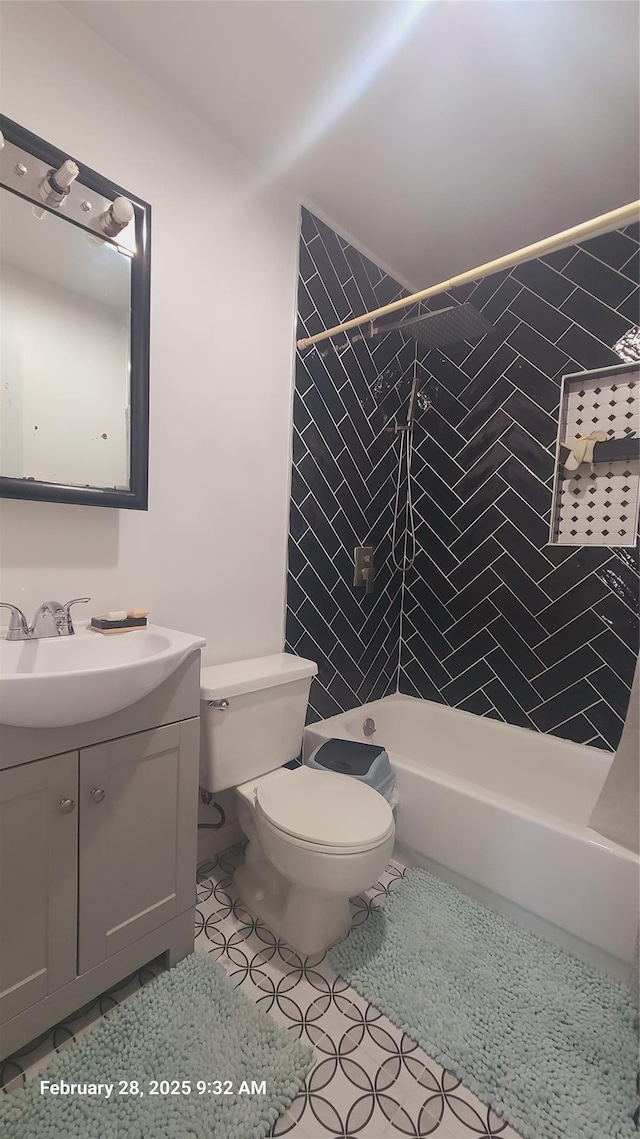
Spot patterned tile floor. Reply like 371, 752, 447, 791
196, 843, 523, 1139
1, 843, 523, 1139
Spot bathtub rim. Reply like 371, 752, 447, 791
303, 693, 636, 864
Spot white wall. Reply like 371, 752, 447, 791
0, 1, 299, 662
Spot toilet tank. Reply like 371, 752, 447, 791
199, 653, 318, 792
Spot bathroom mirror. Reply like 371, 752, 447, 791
0, 116, 150, 509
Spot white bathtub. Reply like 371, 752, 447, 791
303, 694, 639, 972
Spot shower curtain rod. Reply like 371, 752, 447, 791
296, 200, 640, 351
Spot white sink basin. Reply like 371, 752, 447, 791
0, 623, 206, 729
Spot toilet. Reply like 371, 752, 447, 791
199, 653, 395, 956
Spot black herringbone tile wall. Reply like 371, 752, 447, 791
400, 224, 640, 751
287, 209, 410, 721
288, 208, 639, 749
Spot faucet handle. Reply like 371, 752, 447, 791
62, 597, 91, 634
0, 602, 30, 638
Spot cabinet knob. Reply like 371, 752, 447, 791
89, 788, 106, 802
59, 798, 76, 813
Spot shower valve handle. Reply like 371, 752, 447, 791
354, 547, 375, 593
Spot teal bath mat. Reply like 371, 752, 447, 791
329, 868, 638, 1139
0, 953, 312, 1139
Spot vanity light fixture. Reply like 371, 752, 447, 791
38, 158, 79, 207
98, 195, 134, 238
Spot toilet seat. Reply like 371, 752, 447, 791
254, 766, 394, 854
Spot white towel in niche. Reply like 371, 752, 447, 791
564, 430, 607, 471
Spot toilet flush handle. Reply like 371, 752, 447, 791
208, 698, 229, 710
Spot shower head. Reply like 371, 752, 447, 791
317, 300, 491, 360
380, 302, 492, 350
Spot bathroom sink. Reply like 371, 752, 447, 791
0, 624, 206, 729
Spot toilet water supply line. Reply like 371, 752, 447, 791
198, 788, 226, 831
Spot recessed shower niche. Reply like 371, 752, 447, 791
550, 361, 640, 547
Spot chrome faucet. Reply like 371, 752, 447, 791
0, 598, 91, 641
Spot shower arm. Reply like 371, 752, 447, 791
332, 307, 451, 353
297, 200, 640, 352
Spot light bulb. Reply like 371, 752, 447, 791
98, 196, 134, 238
52, 159, 78, 191
39, 159, 79, 206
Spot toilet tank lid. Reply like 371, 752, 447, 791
201, 653, 318, 700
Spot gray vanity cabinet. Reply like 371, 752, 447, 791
78, 720, 199, 973
0, 650, 201, 1062
0, 752, 78, 1025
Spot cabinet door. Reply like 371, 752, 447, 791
78, 720, 199, 974
0, 753, 78, 1025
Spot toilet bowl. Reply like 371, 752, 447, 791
199, 653, 396, 956
234, 766, 394, 955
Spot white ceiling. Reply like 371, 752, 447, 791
64, 0, 639, 290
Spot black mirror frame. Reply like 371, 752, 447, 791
0, 115, 151, 510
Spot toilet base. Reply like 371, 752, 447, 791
234, 861, 352, 958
